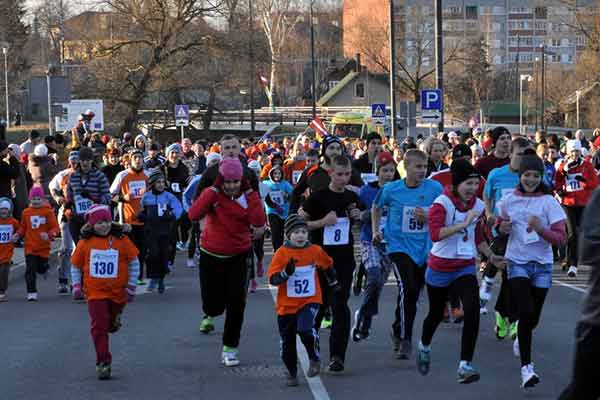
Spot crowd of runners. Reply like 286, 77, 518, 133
0, 114, 599, 398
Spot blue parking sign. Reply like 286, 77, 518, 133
421, 89, 443, 111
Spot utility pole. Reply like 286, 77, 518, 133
310, 1, 317, 120
541, 44, 545, 131
389, 0, 397, 139
435, 0, 444, 132
535, 57, 539, 131
248, 0, 256, 136
515, 34, 520, 100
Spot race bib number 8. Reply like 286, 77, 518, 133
128, 180, 146, 199
323, 217, 350, 245
286, 265, 316, 298
0, 225, 12, 244
90, 249, 119, 279
402, 207, 427, 233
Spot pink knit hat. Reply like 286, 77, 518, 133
28, 185, 45, 200
84, 204, 112, 226
219, 158, 243, 181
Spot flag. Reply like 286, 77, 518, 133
309, 117, 329, 139
259, 74, 272, 104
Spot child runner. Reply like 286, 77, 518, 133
300, 154, 362, 373
263, 165, 293, 252
352, 152, 398, 342
139, 168, 183, 293
71, 204, 139, 380
14, 186, 60, 301
372, 150, 443, 359
417, 159, 506, 384
497, 155, 567, 388
268, 214, 339, 386
0, 198, 20, 301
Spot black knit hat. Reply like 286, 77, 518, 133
321, 135, 342, 157
491, 126, 510, 145
78, 147, 94, 161
452, 144, 472, 160
366, 131, 382, 146
285, 214, 308, 238
147, 168, 164, 189
518, 155, 545, 176
451, 159, 480, 187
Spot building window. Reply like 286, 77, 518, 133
355, 83, 365, 98
492, 6, 506, 15
509, 7, 531, 14
534, 7, 547, 19
329, 81, 339, 90
466, 6, 478, 19
493, 55, 503, 64
552, 39, 561, 47
551, 54, 560, 63
32, 104, 40, 116
534, 22, 546, 31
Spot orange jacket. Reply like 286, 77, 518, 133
111, 170, 148, 225
71, 235, 139, 303
268, 244, 333, 315
18, 205, 60, 257
0, 217, 20, 264
283, 159, 307, 186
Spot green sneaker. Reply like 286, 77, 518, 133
221, 346, 240, 367
96, 363, 111, 380
321, 317, 332, 330
509, 321, 518, 340
136, 279, 145, 286
199, 316, 215, 334
495, 312, 508, 340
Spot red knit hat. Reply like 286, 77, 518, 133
376, 151, 395, 171
84, 204, 112, 226
219, 158, 243, 181
28, 185, 45, 200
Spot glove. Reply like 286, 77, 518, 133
284, 258, 297, 277
80, 190, 90, 199
72, 283, 83, 301
575, 175, 586, 183
126, 284, 136, 303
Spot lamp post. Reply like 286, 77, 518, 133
576, 89, 581, 128
540, 44, 545, 131
47, 64, 53, 134
520, 74, 533, 135
389, 0, 397, 139
310, 0, 317, 120
535, 57, 539, 131
2, 46, 8, 128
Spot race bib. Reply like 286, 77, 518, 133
90, 248, 119, 279
402, 207, 427, 233
270, 190, 283, 206
74, 195, 93, 214
286, 265, 316, 298
361, 173, 377, 184
157, 203, 168, 217
566, 173, 583, 192
30, 216, 46, 229
171, 182, 180, 193
323, 217, 350, 245
522, 227, 540, 244
0, 225, 13, 244
128, 180, 146, 199
457, 234, 474, 256
292, 170, 302, 184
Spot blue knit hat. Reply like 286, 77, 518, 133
166, 143, 181, 156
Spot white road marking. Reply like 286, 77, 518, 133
554, 280, 587, 294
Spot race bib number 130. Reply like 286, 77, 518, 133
90, 249, 119, 279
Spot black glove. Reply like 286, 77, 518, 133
284, 258, 297, 277
80, 190, 90, 199
575, 175, 586, 183
137, 210, 146, 223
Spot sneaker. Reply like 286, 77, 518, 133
320, 316, 332, 330
157, 279, 165, 294
567, 266, 578, 278
0, 293, 7, 302
457, 362, 480, 384
256, 260, 264, 277
452, 307, 464, 323
495, 312, 508, 340
396, 340, 412, 360
96, 363, 111, 380
27, 292, 38, 301
416, 344, 431, 376
513, 338, 520, 358
352, 267, 364, 296
248, 279, 257, 293
480, 303, 488, 315
352, 310, 363, 342
328, 356, 344, 373
521, 363, 540, 388
391, 329, 401, 352
286, 374, 299, 386
109, 313, 122, 334
199, 316, 215, 334
307, 360, 320, 377
221, 346, 240, 367
136, 279, 146, 286
57, 283, 69, 294
510, 321, 518, 341
146, 279, 157, 293
176, 241, 188, 251
186, 258, 196, 268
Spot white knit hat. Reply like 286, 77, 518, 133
206, 152, 222, 166
566, 139, 582, 153
33, 144, 48, 157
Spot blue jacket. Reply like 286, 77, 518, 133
140, 190, 183, 237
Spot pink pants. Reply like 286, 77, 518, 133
87, 299, 125, 364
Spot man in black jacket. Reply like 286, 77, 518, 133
0, 140, 20, 199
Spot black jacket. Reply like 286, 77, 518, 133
0, 156, 20, 198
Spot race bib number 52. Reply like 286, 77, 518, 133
286, 265, 316, 298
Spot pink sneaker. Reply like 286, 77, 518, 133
256, 260, 264, 277
249, 279, 257, 293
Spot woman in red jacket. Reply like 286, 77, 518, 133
188, 158, 266, 367
555, 139, 599, 277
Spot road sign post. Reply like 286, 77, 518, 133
371, 103, 386, 126
175, 104, 189, 142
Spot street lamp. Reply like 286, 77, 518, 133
576, 89, 581, 128
520, 74, 533, 135
310, 0, 317, 120
46, 64, 53, 134
2, 46, 8, 128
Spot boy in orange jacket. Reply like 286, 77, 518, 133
71, 204, 139, 380
0, 197, 21, 302
14, 186, 59, 301
268, 214, 339, 386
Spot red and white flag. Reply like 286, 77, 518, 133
309, 117, 329, 138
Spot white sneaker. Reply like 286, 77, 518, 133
520, 363, 540, 388
513, 338, 520, 358
480, 305, 488, 315
222, 347, 240, 367
27, 292, 38, 301
479, 277, 494, 301
186, 258, 196, 268
567, 266, 577, 278
0, 293, 7, 302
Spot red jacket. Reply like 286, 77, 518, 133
188, 187, 266, 256
555, 158, 599, 207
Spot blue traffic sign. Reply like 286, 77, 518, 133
421, 89, 443, 111
175, 104, 189, 126
371, 103, 386, 118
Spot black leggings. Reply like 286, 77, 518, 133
509, 278, 548, 366
268, 214, 285, 252
421, 274, 480, 361
564, 206, 584, 267
178, 212, 192, 244
188, 222, 200, 259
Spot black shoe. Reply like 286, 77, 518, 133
96, 363, 111, 380
328, 357, 344, 373
396, 340, 412, 360
286, 373, 299, 386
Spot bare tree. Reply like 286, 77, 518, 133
32, 0, 72, 63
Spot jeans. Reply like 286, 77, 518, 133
508, 261, 553, 289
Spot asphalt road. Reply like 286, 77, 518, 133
0, 243, 586, 400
